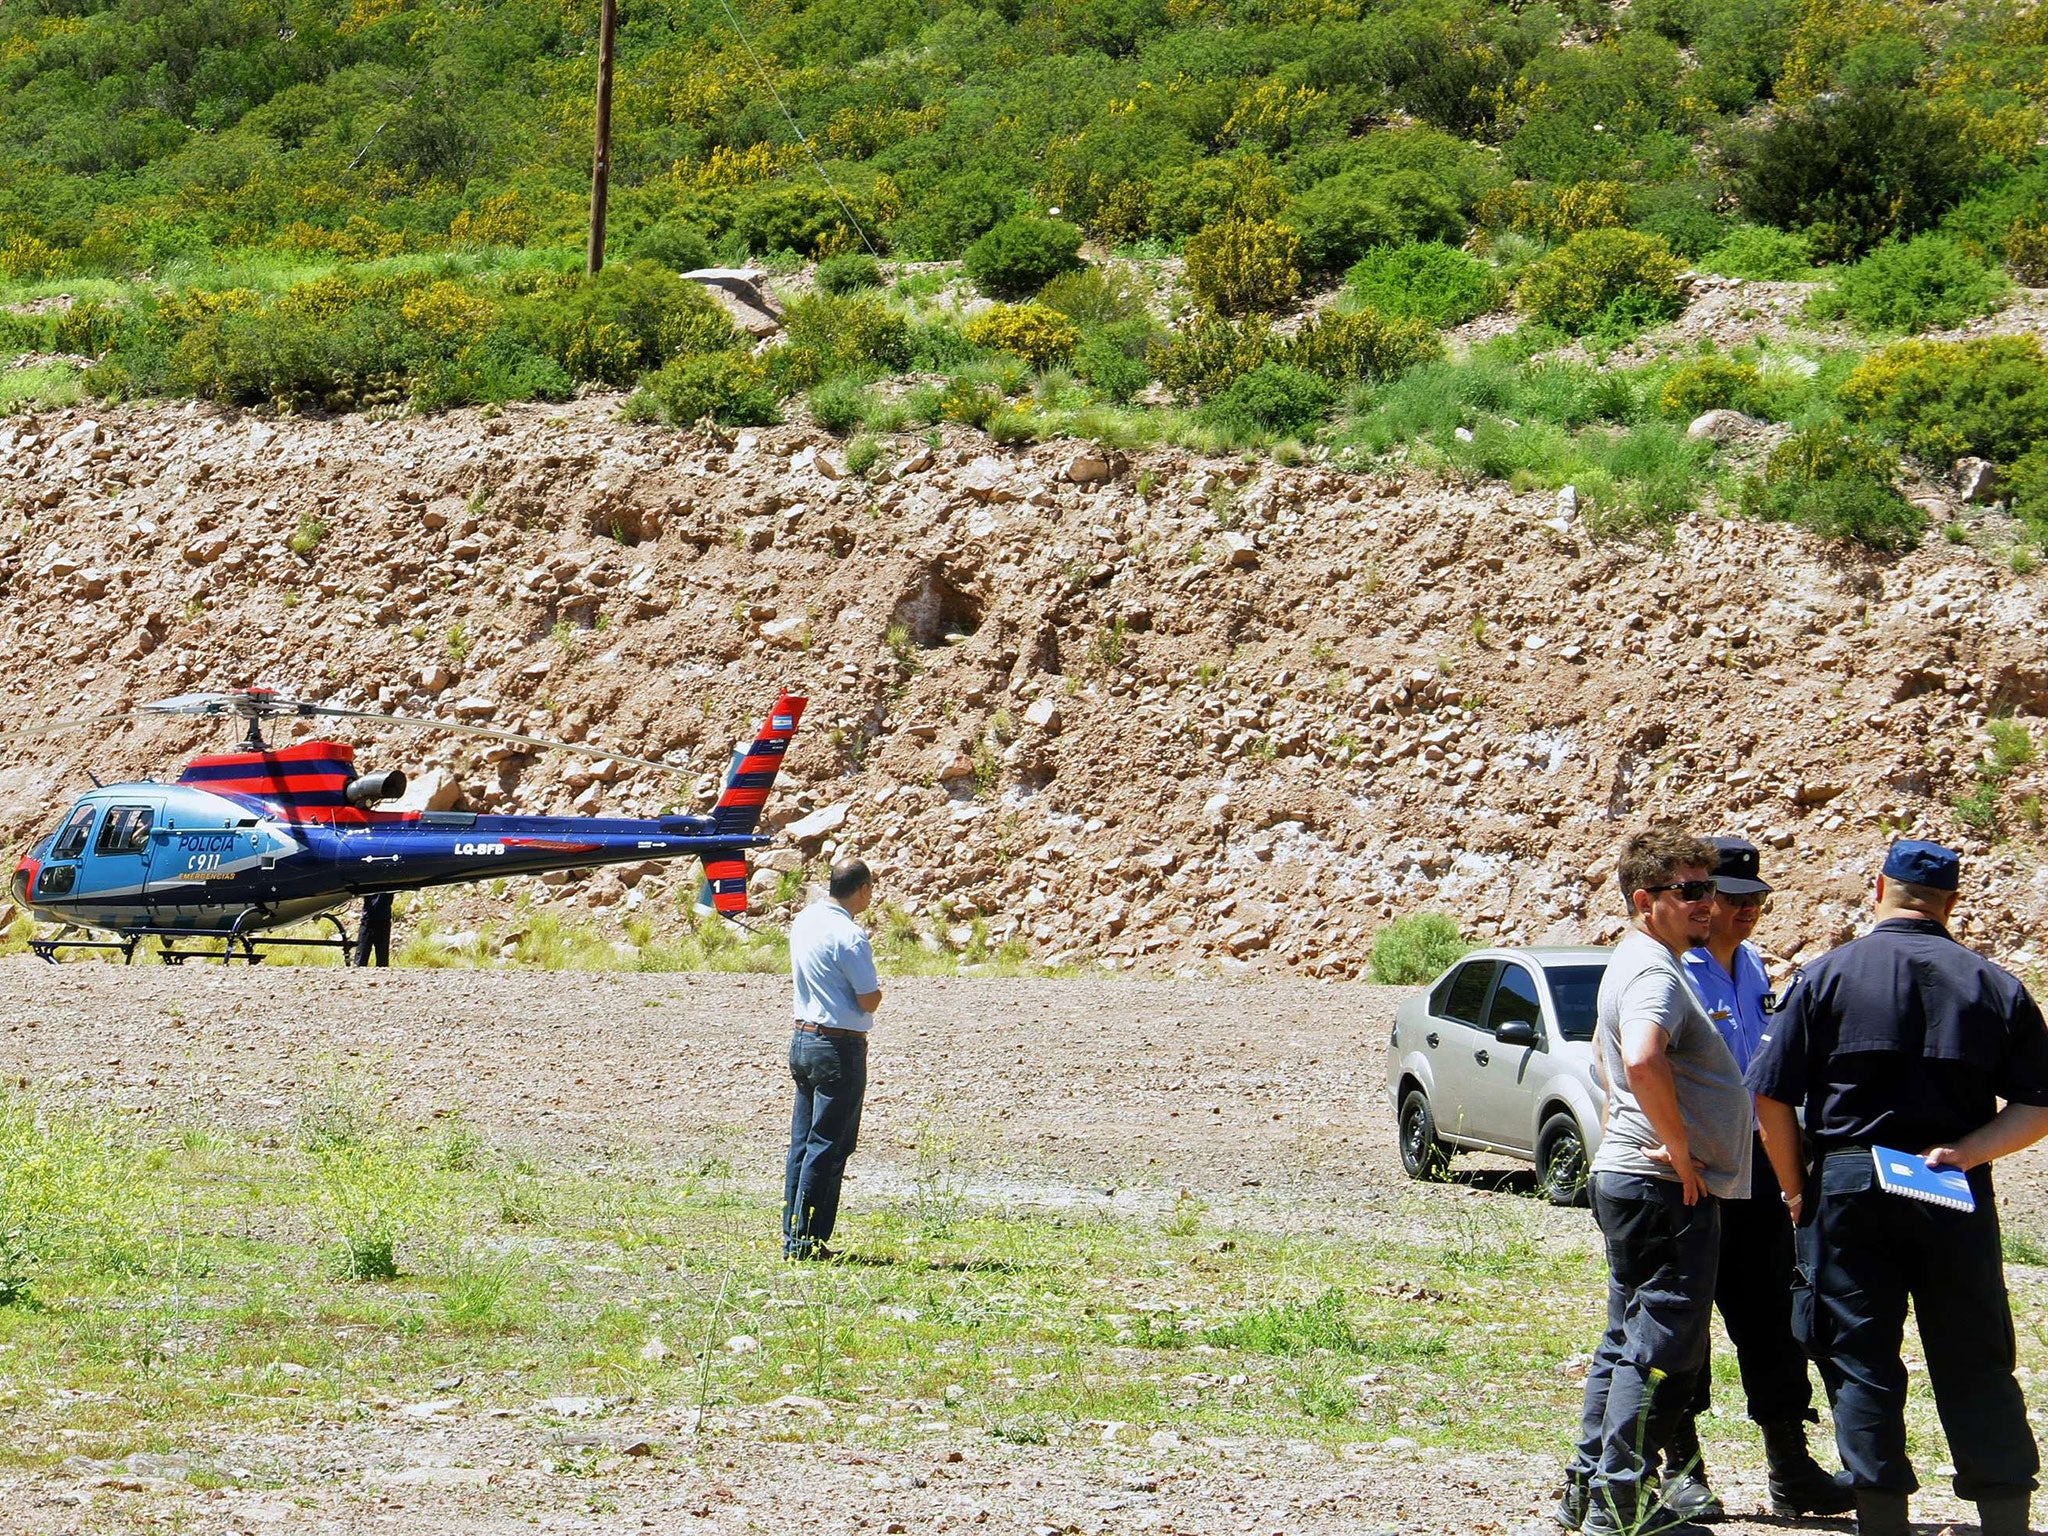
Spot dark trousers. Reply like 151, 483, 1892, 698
1677, 1139, 1815, 1442
1807, 1149, 2039, 1501
782, 1029, 867, 1256
352, 891, 392, 967
1573, 1172, 1723, 1510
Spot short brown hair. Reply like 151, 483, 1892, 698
1617, 823, 1719, 905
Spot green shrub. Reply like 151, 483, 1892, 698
907, 319, 981, 371
49, 300, 122, 357
780, 291, 911, 377
1837, 336, 2048, 465
815, 252, 883, 295
525, 261, 740, 384
1739, 426, 1923, 550
1629, 178, 1729, 259
986, 407, 1038, 445
962, 217, 1085, 300
807, 374, 872, 435
1185, 218, 1302, 315
2004, 446, 2048, 537
1701, 226, 1815, 281
1344, 242, 1500, 327
628, 220, 714, 272
1076, 331, 1154, 403
845, 435, 883, 476
939, 375, 1005, 427
1153, 314, 1281, 400
1038, 267, 1148, 326
1197, 361, 1333, 439
1811, 235, 2009, 333
634, 352, 783, 427
1658, 356, 1762, 419
1285, 308, 1441, 385
2006, 220, 2048, 286
1284, 168, 1464, 277
1515, 228, 1685, 335
1369, 913, 1470, 986
963, 302, 1080, 369
1734, 89, 1985, 261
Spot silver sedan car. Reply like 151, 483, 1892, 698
1384, 946, 1610, 1205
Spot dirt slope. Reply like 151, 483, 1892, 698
2, 397, 2046, 973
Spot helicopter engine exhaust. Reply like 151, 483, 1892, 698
344, 769, 408, 807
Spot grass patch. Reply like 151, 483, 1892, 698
0, 1081, 2027, 1489
0, 360, 85, 414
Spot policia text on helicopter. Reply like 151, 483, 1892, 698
1560, 827, 2048, 1536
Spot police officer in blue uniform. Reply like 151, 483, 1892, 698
1747, 840, 2048, 1536
1662, 837, 1850, 1520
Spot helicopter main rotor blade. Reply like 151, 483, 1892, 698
285, 701, 697, 778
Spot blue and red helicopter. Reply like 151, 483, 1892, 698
7, 687, 806, 964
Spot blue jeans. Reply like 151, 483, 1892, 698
782, 1029, 867, 1256
1572, 1172, 1722, 1514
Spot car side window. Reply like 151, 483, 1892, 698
50, 805, 98, 860
1486, 963, 1543, 1035
1436, 960, 1501, 1025
94, 806, 155, 856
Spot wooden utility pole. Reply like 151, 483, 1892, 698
586, 0, 618, 275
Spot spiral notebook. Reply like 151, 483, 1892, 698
1872, 1146, 1977, 1213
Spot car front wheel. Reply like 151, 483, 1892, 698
1536, 1113, 1590, 1207
1398, 1088, 1450, 1181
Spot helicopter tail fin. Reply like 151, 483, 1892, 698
709, 693, 807, 839
698, 848, 751, 915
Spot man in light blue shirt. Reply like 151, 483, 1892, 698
782, 859, 883, 1260
1665, 837, 1851, 1521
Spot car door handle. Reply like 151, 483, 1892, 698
1473, 1049, 1490, 1066
1426, 1032, 1440, 1049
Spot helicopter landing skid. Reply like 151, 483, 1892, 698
31, 913, 359, 966
29, 932, 142, 964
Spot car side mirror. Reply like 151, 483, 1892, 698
1496, 1019, 1538, 1048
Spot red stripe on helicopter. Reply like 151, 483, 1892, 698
502, 837, 601, 852
177, 772, 353, 795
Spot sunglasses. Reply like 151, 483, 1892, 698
1643, 880, 1715, 902
1723, 891, 1771, 911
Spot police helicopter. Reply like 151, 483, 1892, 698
7, 687, 806, 964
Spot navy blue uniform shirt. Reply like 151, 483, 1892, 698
1745, 916, 2048, 1151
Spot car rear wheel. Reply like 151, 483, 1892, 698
1398, 1088, 1450, 1181
1536, 1113, 1590, 1207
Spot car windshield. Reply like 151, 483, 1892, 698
1543, 964, 1606, 1041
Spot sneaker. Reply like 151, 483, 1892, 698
784, 1242, 838, 1262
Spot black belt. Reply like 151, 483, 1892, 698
793, 1021, 865, 1040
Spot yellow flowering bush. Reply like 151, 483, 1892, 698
963, 302, 1080, 368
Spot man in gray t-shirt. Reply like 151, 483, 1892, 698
1562, 825, 1751, 1536
1591, 931, 1752, 1199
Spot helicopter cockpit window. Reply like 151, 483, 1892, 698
50, 805, 98, 860
95, 806, 155, 856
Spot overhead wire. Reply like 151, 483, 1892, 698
707, 0, 884, 258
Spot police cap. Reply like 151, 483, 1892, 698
1881, 838, 1961, 892
1706, 835, 1770, 896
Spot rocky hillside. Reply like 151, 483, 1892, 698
2, 398, 2045, 977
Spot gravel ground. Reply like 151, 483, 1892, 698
0, 962, 2039, 1535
